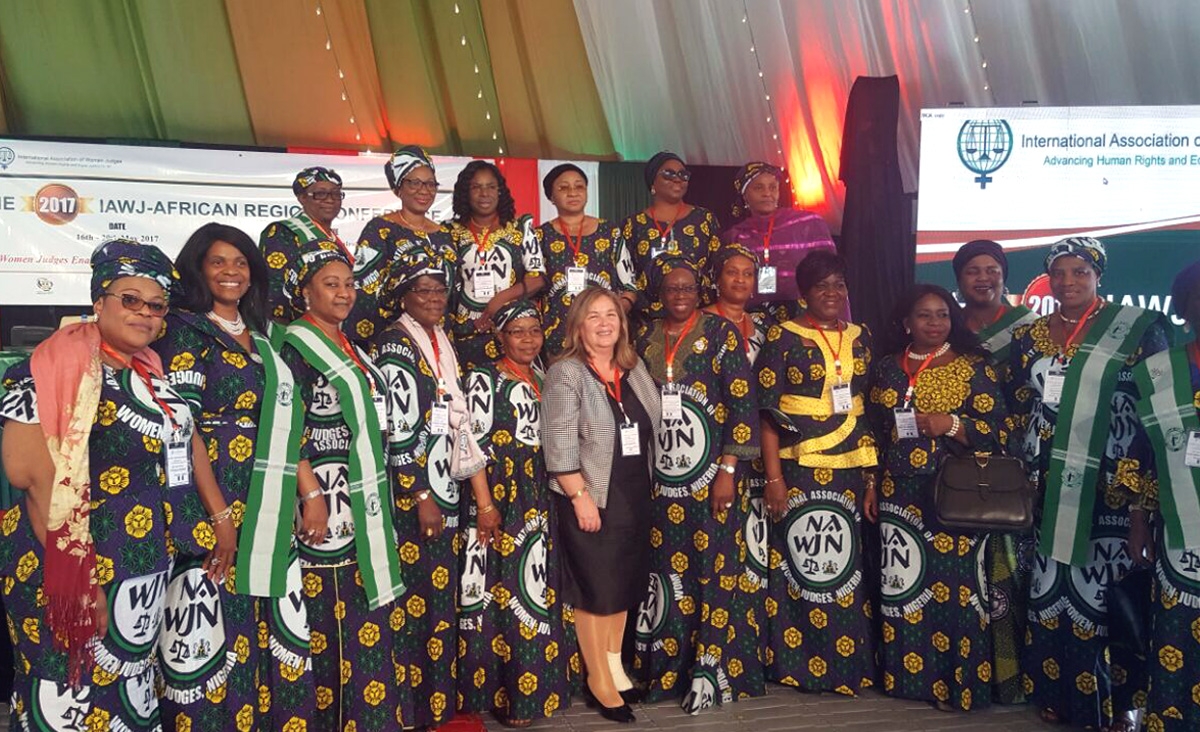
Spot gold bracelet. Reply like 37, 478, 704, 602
569, 486, 588, 500
765, 476, 784, 485
209, 506, 233, 524
300, 488, 322, 503
478, 503, 496, 515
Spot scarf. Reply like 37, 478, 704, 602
31, 323, 165, 685
398, 312, 487, 479
234, 323, 305, 597
283, 319, 405, 609
976, 305, 1039, 365
1040, 304, 1160, 565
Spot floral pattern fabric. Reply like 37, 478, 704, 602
622, 207, 721, 321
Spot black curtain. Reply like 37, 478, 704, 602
839, 75, 911, 339
597, 162, 649, 223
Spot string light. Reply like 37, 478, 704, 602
452, 4, 504, 155
964, 1, 994, 99
314, 3, 366, 147
741, 1, 791, 190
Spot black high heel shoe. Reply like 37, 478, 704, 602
582, 685, 636, 724
618, 687, 644, 704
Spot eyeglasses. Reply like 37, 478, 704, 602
502, 327, 542, 339
410, 286, 449, 299
305, 189, 346, 202
102, 292, 168, 316
401, 178, 440, 193
662, 285, 700, 295
659, 169, 692, 182
469, 183, 499, 194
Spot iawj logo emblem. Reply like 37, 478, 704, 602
957, 120, 1013, 189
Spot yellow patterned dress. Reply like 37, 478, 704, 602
867, 351, 1007, 711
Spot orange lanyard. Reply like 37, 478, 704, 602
663, 311, 699, 382
761, 212, 777, 264
1059, 298, 1101, 364
647, 204, 683, 247
990, 304, 1008, 325
716, 304, 753, 353
901, 346, 939, 408
558, 218, 585, 264
469, 223, 493, 254
427, 328, 447, 394
100, 342, 180, 432
588, 361, 626, 420
304, 314, 375, 393
806, 314, 845, 381
502, 357, 541, 400
313, 220, 354, 265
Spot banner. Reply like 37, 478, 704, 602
0, 139, 599, 305
916, 106, 1200, 329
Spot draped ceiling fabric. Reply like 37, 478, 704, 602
3, 1, 1200, 229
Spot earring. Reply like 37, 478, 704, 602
650, 188, 656, 196
905, 327, 911, 335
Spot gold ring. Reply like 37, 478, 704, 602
425, 528, 434, 537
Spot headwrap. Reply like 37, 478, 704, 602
1172, 258, 1200, 319
732, 161, 782, 218
285, 238, 353, 314
1044, 236, 1107, 275
90, 238, 179, 302
385, 145, 434, 191
644, 150, 684, 190
707, 243, 759, 283
292, 166, 343, 195
649, 255, 702, 297
542, 163, 588, 200
493, 299, 541, 333
952, 239, 1008, 280
391, 241, 450, 296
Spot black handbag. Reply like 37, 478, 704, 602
934, 441, 1034, 532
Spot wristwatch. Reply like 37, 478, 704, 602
416, 490, 431, 502
718, 464, 736, 475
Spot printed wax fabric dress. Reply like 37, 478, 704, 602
632, 312, 763, 712
1006, 314, 1169, 727
456, 364, 575, 723
280, 345, 408, 732
448, 218, 545, 372
0, 360, 191, 732
260, 212, 354, 324
370, 325, 460, 729
754, 320, 876, 695
536, 220, 637, 358
622, 207, 721, 321
867, 351, 1006, 711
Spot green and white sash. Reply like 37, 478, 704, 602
234, 324, 304, 598
1041, 304, 1161, 565
282, 214, 353, 261
1134, 347, 1200, 551
977, 305, 1038, 365
284, 319, 406, 609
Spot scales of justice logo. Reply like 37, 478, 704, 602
957, 119, 1013, 189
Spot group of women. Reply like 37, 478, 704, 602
1, 143, 1197, 732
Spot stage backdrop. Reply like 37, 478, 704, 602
916, 105, 1200, 330
0, 138, 599, 305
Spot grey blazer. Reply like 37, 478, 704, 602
543, 357, 661, 509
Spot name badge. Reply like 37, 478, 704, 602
1187, 431, 1200, 468
832, 382, 853, 414
757, 265, 777, 295
893, 408, 920, 440
661, 386, 682, 422
166, 439, 191, 487
1043, 368, 1067, 406
474, 269, 495, 299
372, 392, 388, 431
430, 403, 450, 435
620, 422, 641, 457
566, 267, 588, 295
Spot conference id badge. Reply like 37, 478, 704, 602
893, 408, 920, 440
831, 382, 853, 414
661, 386, 682, 422
620, 421, 641, 457
757, 265, 777, 295
1043, 368, 1067, 406
166, 437, 191, 488
1187, 431, 1200, 468
372, 392, 388, 431
474, 269, 495, 299
430, 403, 450, 436
566, 267, 588, 295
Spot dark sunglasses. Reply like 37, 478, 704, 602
102, 291, 168, 316
659, 169, 692, 182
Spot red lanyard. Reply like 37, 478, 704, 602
716, 304, 753, 353
469, 223, 493, 254
313, 220, 354, 266
1059, 298, 1100, 363
588, 361, 625, 416
990, 304, 1008, 325
100, 342, 180, 432
901, 346, 940, 408
663, 311, 699, 382
304, 314, 375, 393
647, 204, 684, 246
502, 357, 541, 399
558, 218, 585, 264
427, 327, 447, 394
761, 212, 777, 264
806, 314, 845, 381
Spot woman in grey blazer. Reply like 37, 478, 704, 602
543, 287, 661, 724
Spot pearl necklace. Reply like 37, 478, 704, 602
207, 310, 246, 336
1058, 301, 1103, 325
907, 341, 950, 360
